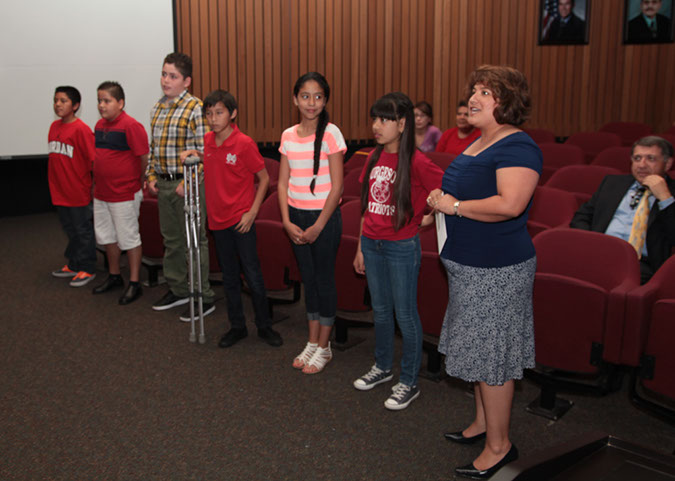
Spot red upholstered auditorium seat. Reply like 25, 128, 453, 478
263, 157, 280, 198
590, 146, 633, 174
526, 228, 640, 419
257, 192, 282, 222
624, 256, 675, 422
416, 250, 449, 376
342, 168, 363, 203
657, 133, 675, 146
254, 219, 300, 301
419, 223, 440, 253
524, 127, 556, 145
424, 152, 456, 171
333, 199, 371, 348
138, 197, 164, 286
335, 200, 369, 312
344, 148, 373, 174
417, 251, 448, 338
599, 122, 653, 147
527, 186, 578, 238
623, 255, 675, 367
545, 164, 622, 207
533, 228, 639, 369
565, 131, 622, 163
255, 193, 300, 302
538, 143, 585, 184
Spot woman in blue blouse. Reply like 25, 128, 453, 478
427, 65, 542, 480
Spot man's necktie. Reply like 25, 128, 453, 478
628, 188, 651, 258
649, 20, 657, 37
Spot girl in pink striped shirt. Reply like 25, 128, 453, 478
278, 72, 346, 374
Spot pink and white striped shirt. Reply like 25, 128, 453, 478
279, 123, 347, 210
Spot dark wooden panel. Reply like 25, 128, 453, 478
175, 0, 675, 143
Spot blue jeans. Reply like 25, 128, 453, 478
289, 206, 342, 326
56, 204, 97, 274
212, 224, 270, 330
361, 235, 422, 387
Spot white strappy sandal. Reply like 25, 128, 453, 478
292, 342, 318, 369
302, 342, 332, 374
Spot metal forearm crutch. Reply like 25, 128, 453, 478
183, 155, 205, 344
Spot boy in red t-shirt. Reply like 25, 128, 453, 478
180, 89, 282, 348
48, 86, 97, 287
91, 81, 149, 305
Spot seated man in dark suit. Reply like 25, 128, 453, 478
570, 136, 675, 283
627, 0, 673, 43
546, 0, 587, 43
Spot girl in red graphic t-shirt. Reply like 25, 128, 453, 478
352, 92, 443, 411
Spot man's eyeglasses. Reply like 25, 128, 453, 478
631, 154, 662, 163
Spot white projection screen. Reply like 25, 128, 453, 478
0, 0, 174, 158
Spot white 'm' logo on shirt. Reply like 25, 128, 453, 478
226, 153, 237, 165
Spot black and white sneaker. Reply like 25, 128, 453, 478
152, 291, 190, 311
384, 384, 420, 410
353, 365, 394, 391
179, 302, 215, 322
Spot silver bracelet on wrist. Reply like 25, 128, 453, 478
453, 200, 462, 217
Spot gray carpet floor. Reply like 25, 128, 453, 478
1, 212, 673, 481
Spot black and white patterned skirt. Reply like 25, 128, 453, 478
437, 256, 536, 386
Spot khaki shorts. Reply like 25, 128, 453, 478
94, 189, 143, 250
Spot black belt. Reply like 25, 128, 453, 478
157, 173, 184, 181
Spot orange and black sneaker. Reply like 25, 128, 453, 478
69, 271, 96, 287
52, 265, 77, 278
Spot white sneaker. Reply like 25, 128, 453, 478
384, 384, 420, 410
353, 365, 394, 391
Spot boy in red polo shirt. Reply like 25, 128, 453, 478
48, 86, 97, 287
180, 89, 282, 348
91, 81, 149, 305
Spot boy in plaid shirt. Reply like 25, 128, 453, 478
146, 53, 215, 319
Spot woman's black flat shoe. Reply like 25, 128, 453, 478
444, 430, 486, 444
455, 444, 518, 479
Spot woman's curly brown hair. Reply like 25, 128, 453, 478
464, 65, 531, 126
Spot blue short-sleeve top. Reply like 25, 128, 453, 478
440, 131, 542, 268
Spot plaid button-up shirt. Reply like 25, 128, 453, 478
146, 89, 207, 181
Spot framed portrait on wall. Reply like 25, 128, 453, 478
539, 0, 590, 45
624, 0, 674, 43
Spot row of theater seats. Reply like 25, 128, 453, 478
415, 222, 675, 424
526, 122, 675, 150
137, 150, 675, 424
340, 145, 675, 423
528, 229, 675, 424
525, 123, 675, 185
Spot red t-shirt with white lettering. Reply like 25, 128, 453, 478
203, 126, 265, 230
360, 150, 443, 240
48, 118, 95, 207
94, 111, 149, 202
